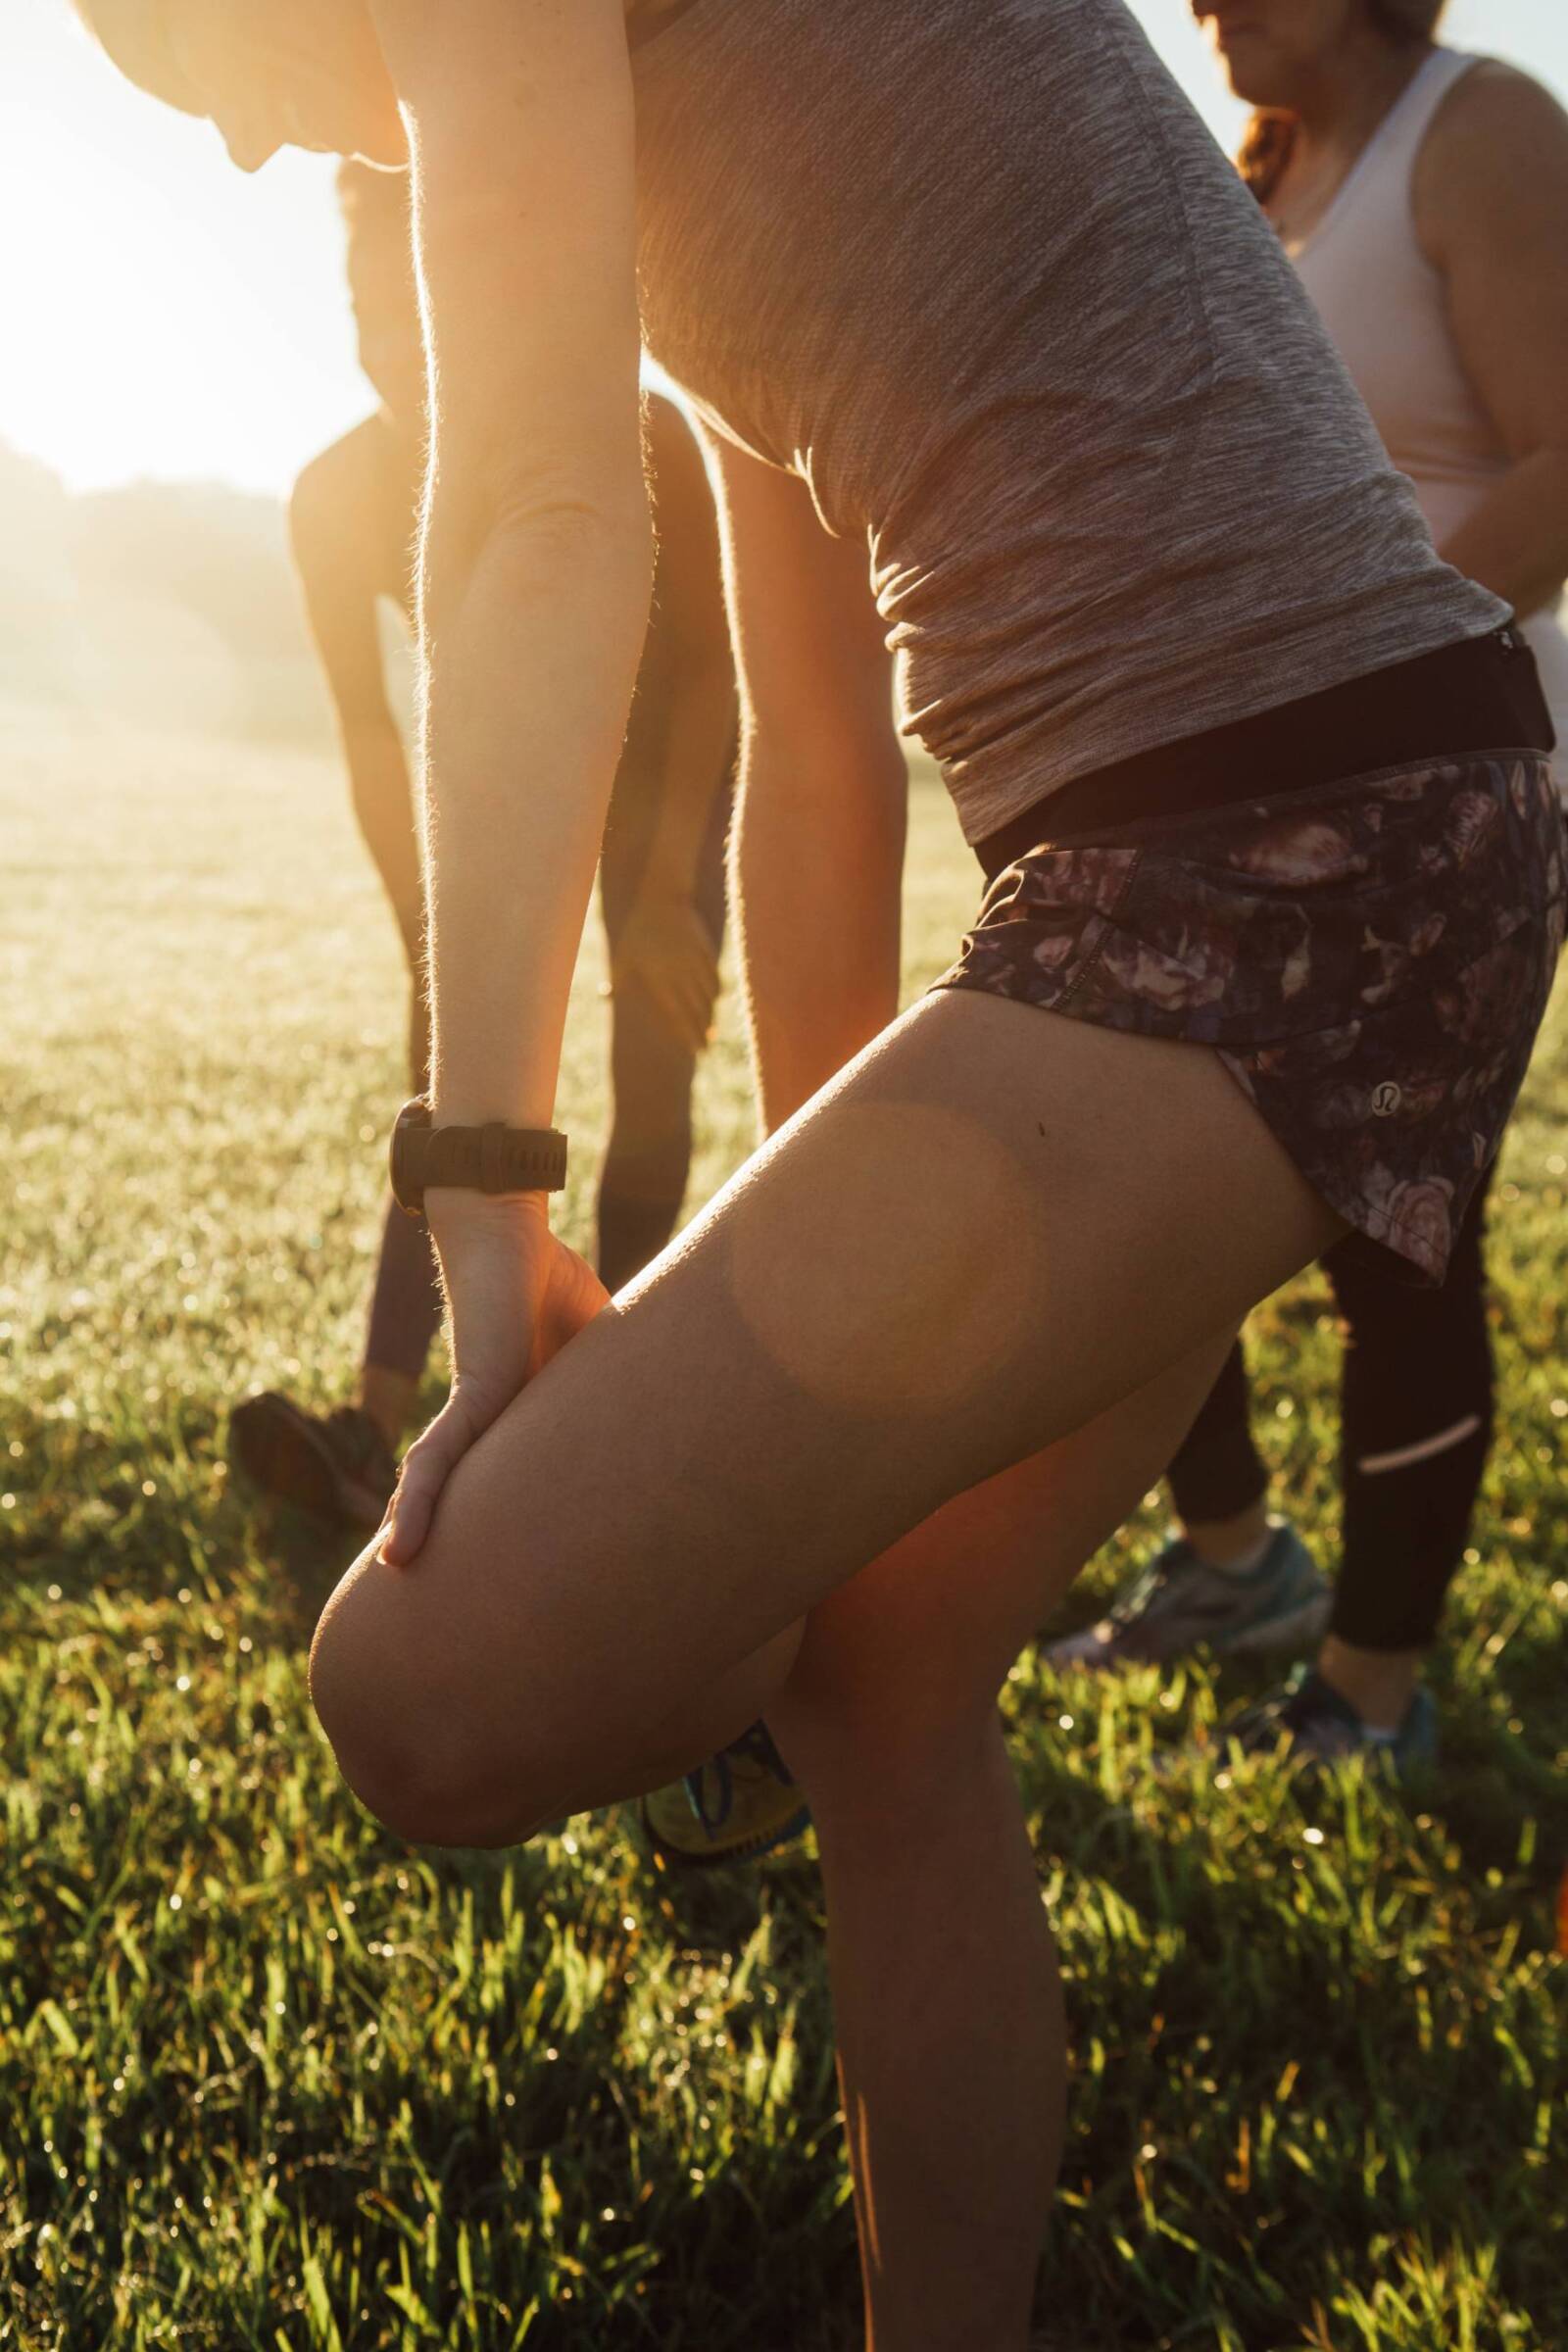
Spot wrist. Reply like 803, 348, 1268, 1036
425, 1185, 550, 1229
390, 1099, 568, 1219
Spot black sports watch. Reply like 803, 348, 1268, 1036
389, 1097, 569, 1219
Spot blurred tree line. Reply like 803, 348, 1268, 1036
0, 436, 343, 743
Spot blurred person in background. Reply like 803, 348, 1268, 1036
1052, 0, 1568, 1774
230, 163, 738, 1531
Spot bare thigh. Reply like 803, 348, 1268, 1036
311, 990, 1342, 1839
590, 1329, 1238, 1815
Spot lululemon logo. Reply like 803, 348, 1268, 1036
1372, 1081, 1402, 1117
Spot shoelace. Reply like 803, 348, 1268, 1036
685, 1722, 793, 1835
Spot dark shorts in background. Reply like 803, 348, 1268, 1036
932, 752, 1565, 1285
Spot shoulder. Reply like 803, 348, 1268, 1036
1415, 59, 1568, 267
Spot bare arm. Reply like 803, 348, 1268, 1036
291, 425, 422, 962
1416, 64, 1568, 618
370, 0, 652, 1131
626, 396, 738, 901
368, 0, 652, 1560
607, 396, 738, 1053
703, 432, 906, 1135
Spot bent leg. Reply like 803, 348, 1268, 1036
311, 988, 1340, 1844
757, 1335, 1235, 2352
1163, 1337, 1272, 1554
1309, 1165, 1496, 1730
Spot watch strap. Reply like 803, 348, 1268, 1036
391, 1099, 567, 1217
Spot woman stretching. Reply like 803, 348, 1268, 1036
77, 2, 1563, 2342
1054, 0, 1568, 1776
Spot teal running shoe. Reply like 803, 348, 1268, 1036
1046, 1522, 1331, 1672
1223, 1665, 1440, 1780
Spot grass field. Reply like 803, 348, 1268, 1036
3, 692, 1565, 2351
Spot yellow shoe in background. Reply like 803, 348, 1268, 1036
640, 1723, 811, 1869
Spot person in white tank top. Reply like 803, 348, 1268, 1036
1197, 0, 1568, 760
1065, 3, 1568, 1767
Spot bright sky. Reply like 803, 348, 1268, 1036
4, 0, 1566, 498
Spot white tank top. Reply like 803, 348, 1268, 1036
1290, 47, 1568, 754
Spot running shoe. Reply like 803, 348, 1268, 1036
640, 1722, 811, 1869
1045, 1522, 1331, 1672
228, 1392, 397, 1531
1221, 1665, 1440, 1780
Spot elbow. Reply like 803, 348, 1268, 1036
422, 459, 651, 635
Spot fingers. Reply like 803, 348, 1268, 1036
378, 1396, 478, 1567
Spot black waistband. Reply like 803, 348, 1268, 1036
975, 626, 1555, 883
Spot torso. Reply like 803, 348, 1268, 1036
627, 0, 1500, 842
1285, 47, 1568, 741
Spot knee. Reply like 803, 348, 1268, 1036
308, 1553, 562, 1850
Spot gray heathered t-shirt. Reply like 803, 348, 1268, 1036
630, 0, 1504, 843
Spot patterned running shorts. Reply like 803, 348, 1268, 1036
932, 752, 1566, 1284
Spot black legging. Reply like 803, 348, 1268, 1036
1166, 1164, 1496, 1652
